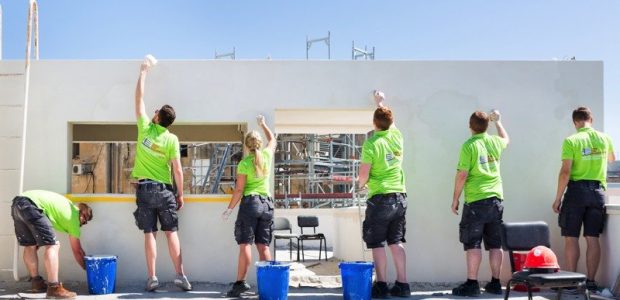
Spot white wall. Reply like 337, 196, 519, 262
0, 60, 605, 283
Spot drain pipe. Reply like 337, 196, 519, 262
14, 0, 39, 282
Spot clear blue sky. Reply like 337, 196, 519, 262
1, 0, 619, 146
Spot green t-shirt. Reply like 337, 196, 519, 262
360, 127, 406, 198
238, 148, 272, 197
21, 190, 81, 238
457, 133, 507, 203
561, 127, 614, 188
131, 116, 180, 184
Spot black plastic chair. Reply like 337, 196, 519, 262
501, 221, 590, 300
297, 216, 327, 262
272, 217, 299, 261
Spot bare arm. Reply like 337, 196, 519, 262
171, 158, 184, 210
552, 160, 572, 213
609, 151, 616, 163
227, 174, 247, 210
490, 110, 509, 145
451, 170, 468, 215
373, 90, 385, 108
135, 63, 149, 120
69, 236, 86, 270
358, 163, 371, 189
257, 115, 276, 153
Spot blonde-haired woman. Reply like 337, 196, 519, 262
223, 115, 276, 297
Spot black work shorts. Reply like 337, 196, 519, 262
559, 180, 606, 238
459, 197, 504, 251
11, 196, 58, 247
133, 181, 178, 233
234, 195, 274, 245
362, 193, 407, 249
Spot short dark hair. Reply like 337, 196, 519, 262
469, 111, 489, 134
572, 106, 592, 123
373, 107, 394, 131
158, 105, 176, 128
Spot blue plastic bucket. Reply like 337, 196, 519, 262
84, 255, 117, 295
339, 261, 374, 300
256, 261, 290, 300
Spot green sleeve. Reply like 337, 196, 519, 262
360, 141, 374, 164
136, 116, 150, 134
238, 160, 250, 175
169, 137, 180, 160
561, 139, 574, 160
457, 144, 471, 171
607, 135, 615, 153
67, 211, 81, 238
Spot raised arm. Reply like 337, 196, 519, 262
257, 115, 276, 153
490, 110, 509, 145
135, 63, 150, 120
374, 90, 385, 108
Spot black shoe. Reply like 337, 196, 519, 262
389, 281, 411, 297
226, 281, 251, 297
483, 281, 502, 295
586, 280, 598, 292
372, 281, 389, 299
452, 281, 481, 297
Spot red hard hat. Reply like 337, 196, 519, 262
524, 246, 560, 270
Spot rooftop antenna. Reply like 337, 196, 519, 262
306, 31, 330, 60
215, 47, 236, 60
352, 41, 375, 60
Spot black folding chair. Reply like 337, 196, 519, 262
272, 217, 299, 261
501, 221, 590, 300
297, 215, 327, 262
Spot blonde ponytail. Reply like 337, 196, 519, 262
245, 131, 265, 177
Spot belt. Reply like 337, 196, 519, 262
138, 179, 173, 191
568, 180, 602, 188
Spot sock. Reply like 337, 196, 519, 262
466, 279, 478, 285
491, 277, 500, 283
48, 281, 59, 286
236, 280, 246, 284
395, 281, 408, 286
375, 281, 388, 287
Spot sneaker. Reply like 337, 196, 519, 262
46, 282, 76, 299
226, 280, 251, 297
145, 276, 159, 292
372, 281, 389, 299
483, 281, 502, 295
389, 281, 411, 297
452, 281, 481, 297
30, 275, 47, 293
586, 280, 598, 292
174, 274, 192, 291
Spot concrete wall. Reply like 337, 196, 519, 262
0, 60, 606, 283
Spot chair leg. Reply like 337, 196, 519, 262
319, 239, 323, 262
273, 239, 277, 261
504, 280, 512, 300
323, 238, 328, 261
526, 283, 533, 300
289, 239, 293, 261
584, 287, 591, 300
296, 239, 300, 262
556, 287, 562, 300
301, 240, 305, 262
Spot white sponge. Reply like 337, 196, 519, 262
144, 54, 158, 67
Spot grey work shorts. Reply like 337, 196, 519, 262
459, 197, 504, 251
559, 180, 606, 238
362, 193, 408, 249
11, 196, 58, 246
133, 181, 178, 233
234, 195, 274, 245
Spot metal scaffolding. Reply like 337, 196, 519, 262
274, 133, 365, 208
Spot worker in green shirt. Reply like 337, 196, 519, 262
451, 110, 509, 297
11, 190, 92, 298
132, 61, 191, 292
222, 115, 276, 297
552, 106, 615, 291
358, 90, 410, 298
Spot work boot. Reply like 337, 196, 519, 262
145, 276, 159, 292
30, 275, 47, 292
174, 274, 192, 291
226, 280, 250, 297
371, 281, 389, 299
389, 281, 411, 297
452, 280, 481, 297
46, 282, 76, 299
483, 280, 502, 295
